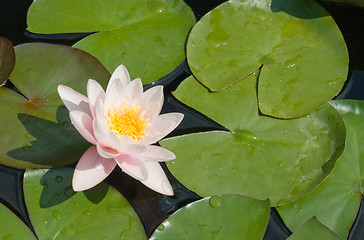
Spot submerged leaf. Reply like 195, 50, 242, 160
0, 37, 15, 84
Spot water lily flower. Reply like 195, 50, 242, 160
57, 65, 183, 196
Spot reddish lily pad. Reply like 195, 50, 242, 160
0, 43, 110, 169
150, 195, 270, 240
186, 0, 348, 118
0, 37, 15, 84
24, 168, 146, 239
160, 73, 345, 206
27, 0, 196, 84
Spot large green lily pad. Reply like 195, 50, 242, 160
150, 195, 270, 240
0, 43, 110, 169
27, 0, 196, 84
287, 217, 340, 240
0, 202, 37, 240
0, 37, 15, 84
186, 0, 348, 118
277, 100, 364, 239
24, 168, 146, 240
160, 73, 345, 206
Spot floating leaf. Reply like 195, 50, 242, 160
150, 195, 270, 239
27, 0, 196, 84
0, 37, 15, 84
24, 168, 146, 239
160, 74, 345, 206
278, 100, 364, 239
287, 217, 340, 240
0, 43, 110, 169
186, 0, 348, 118
0, 202, 37, 240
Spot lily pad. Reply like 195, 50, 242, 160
287, 217, 340, 240
0, 37, 15, 84
322, 0, 364, 8
160, 73, 345, 206
0, 202, 37, 240
27, 0, 196, 84
150, 195, 270, 240
277, 100, 364, 239
24, 168, 146, 240
0, 43, 110, 169
186, 0, 348, 118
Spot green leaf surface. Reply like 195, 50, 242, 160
0, 202, 37, 240
287, 217, 340, 240
0, 37, 15, 84
278, 100, 364, 239
0, 43, 110, 169
150, 195, 270, 240
27, 0, 196, 84
160, 74, 345, 206
186, 0, 348, 118
24, 168, 146, 240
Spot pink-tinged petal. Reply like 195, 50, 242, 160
125, 78, 143, 100
72, 146, 116, 191
96, 143, 120, 158
106, 65, 130, 94
69, 110, 96, 145
58, 85, 91, 116
140, 113, 184, 145
140, 161, 174, 196
136, 145, 175, 162
104, 78, 126, 110
114, 155, 148, 181
87, 79, 105, 118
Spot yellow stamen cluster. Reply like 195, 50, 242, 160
105, 103, 149, 140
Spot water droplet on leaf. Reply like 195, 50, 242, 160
209, 195, 222, 208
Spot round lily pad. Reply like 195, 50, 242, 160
0, 202, 37, 240
27, 0, 196, 84
277, 100, 364, 239
150, 195, 270, 240
186, 0, 348, 118
0, 37, 15, 84
287, 217, 340, 240
0, 43, 110, 169
24, 168, 146, 240
160, 73, 345, 206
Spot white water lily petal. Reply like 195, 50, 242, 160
126, 78, 143, 100
139, 161, 174, 196
96, 143, 120, 159
73, 146, 116, 191
107, 64, 130, 94
58, 85, 91, 116
137, 145, 175, 162
104, 77, 126, 110
69, 110, 96, 145
140, 113, 184, 145
143, 85, 164, 120
114, 154, 148, 181
87, 79, 105, 118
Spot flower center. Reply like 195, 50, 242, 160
105, 103, 149, 140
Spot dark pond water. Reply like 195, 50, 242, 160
0, 0, 363, 239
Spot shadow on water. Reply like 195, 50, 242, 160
7, 106, 90, 167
